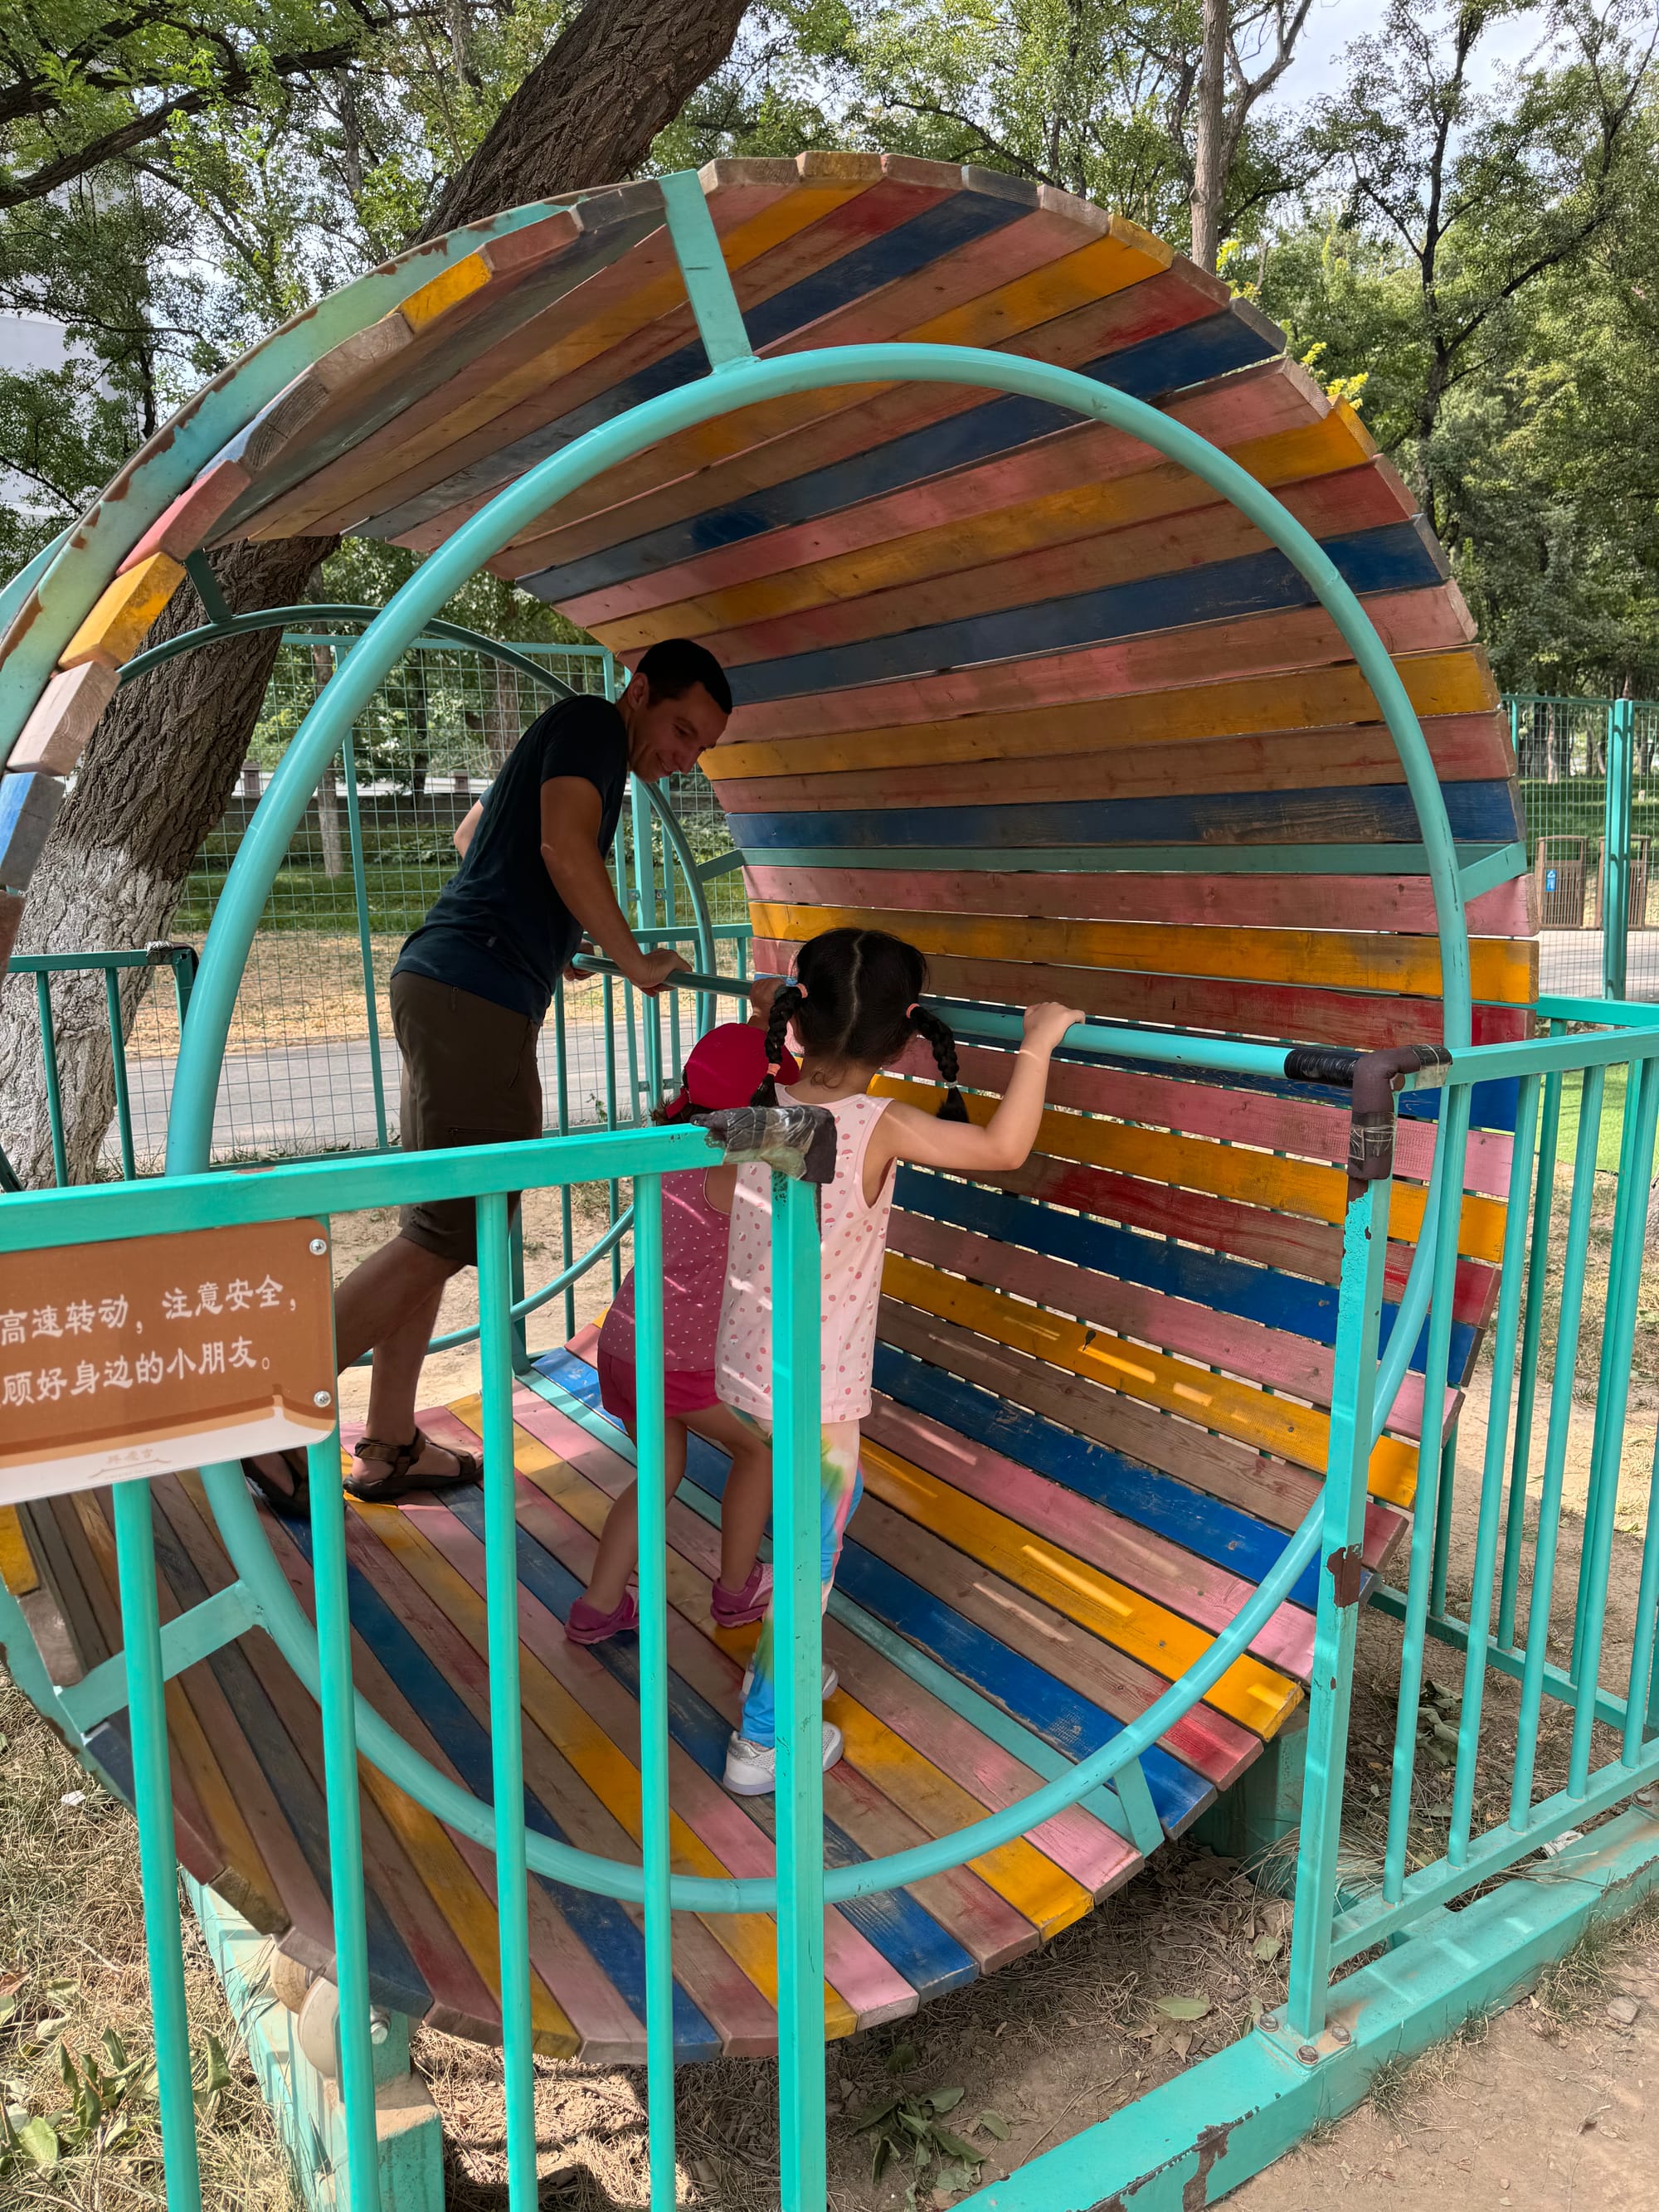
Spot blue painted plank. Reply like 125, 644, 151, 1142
365, 188, 1029, 541
871, 1334, 1321, 1607
731, 777, 1525, 853
893, 1165, 1478, 1382
724, 523, 1447, 706
534, 1347, 1211, 1833
439, 1485, 980, 2004
143, 1492, 431, 2019
278, 1513, 718, 2061
521, 304, 1281, 603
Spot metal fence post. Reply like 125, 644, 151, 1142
1285, 1169, 1392, 2039
1604, 693, 1634, 999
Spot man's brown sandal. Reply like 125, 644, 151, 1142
241, 1449, 311, 1519
344, 1426, 481, 1503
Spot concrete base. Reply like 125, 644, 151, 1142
186, 1877, 444, 2211
960, 1799, 1659, 2210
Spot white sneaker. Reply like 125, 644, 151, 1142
723, 1723, 844, 1796
741, 1660, 839, 1702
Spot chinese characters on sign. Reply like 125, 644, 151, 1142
0, 1221, 335, 1505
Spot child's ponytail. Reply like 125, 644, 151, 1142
909, 1004, 971, 1122
749, 984, 805, 1106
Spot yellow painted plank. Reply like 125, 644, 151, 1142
521, 1414, 1091, 1942
861, 1436, 1301, 1740
0, 1505, 38, 1595
881, 1252, 1418, 1509
871, 1075, 1505, 1266
360, 1470, 855, 2037
59, 554, 185, 671
398, 251, 492, 331
706, 648, 1500, 784
602, 411, 1373, 652
753, 899, 1533, 1006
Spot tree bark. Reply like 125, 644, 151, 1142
0, 0, 752, 1185
312, 644, 345, 878
0, 537, 330, 1185
1189, 0, 1228, 272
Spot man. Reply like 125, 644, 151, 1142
244, 636, 730, 1510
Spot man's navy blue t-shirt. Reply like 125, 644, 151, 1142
394, 693, 628, 1019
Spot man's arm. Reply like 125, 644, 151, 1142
541, 777, 689, 995
454, 800, 484, 858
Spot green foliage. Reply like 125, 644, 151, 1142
852, 2049, 995, 2208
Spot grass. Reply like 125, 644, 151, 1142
1543, 1060, 1629, 1172
0, 1677, 295, 2210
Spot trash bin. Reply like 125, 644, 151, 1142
1594, 835, 1651, 928
1535, 836, 1588, 926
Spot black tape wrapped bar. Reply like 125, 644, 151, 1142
1282, 1042, 1454, 1195
701, 1104, 839, 1186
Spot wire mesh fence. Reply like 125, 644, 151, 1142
110, 634, 747, 1174
1511, 692, 1659, 1002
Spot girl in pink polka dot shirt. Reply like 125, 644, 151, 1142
716, 926, 1082, 1796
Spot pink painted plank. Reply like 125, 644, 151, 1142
742, 861, 1535, 941
559, 357, 1345, 625
10, 661, 118, 775
862, 1389, 1316, 1675
404, 1454, 919, 2029
117, 458, 251, 572
259, 1505, 659, 2061
722, 587, 1477, 745
752, 936, 1530, 1053
887, 1036, 1515, 1199
486, 260, 1234, 574
508, 1383, 1137, 1894
715, 711, 1515, 814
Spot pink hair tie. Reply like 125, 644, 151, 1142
905, 1001, 920, 1018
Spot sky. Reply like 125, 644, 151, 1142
1263, 0, 1557, 105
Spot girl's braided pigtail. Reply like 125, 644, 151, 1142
749, 984, 805, 1106
910, 1004, 970, 1122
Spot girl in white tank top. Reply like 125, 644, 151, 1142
713, 926, 1082, 1796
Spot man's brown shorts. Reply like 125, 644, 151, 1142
391, 970, 542, 1268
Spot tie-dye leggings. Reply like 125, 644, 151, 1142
732, 1416, 863, 1748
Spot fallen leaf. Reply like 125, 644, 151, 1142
927, 2087, 966, 2115
1252, 1932, 1282, 1963
976, 2111, 1011, 2141
886, 2041, 920, 2077
1155, 1996, 1212, 2022
17, 2117, 59, 2169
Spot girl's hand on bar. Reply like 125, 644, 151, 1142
1021, 1001, 1086, 1052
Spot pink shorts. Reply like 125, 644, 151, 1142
596, 1348, 720, 1429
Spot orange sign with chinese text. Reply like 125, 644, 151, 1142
0, 1220, 336, 1505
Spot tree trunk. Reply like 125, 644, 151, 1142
0, 0, 752, 1186
0, 537, 330, 1185
1189, 0, 1228, 273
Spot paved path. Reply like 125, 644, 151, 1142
1540, 928, 1659, 1000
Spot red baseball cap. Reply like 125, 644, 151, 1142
680, 1020, 799, 1110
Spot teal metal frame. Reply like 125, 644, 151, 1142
15, 165, 1659, 2212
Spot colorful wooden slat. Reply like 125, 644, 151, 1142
887, 1042, 1514, 1202
255, 165, 894, 543
511, 1368, 1144, 1894
754, 898, 1531, 1005
0, 1504, 38, 1594
506, 264, 1261, 589
577, 391, 1379, 641
0, 771, 64, 891
716, 712, 1515, 823
115, 459, 251, 574
720, 587, 1473, 747
8, 663, 117, 775
58, 554, 183, 672
362, 168, 1048, 550
742, 859, 1532, 943
758, 933, 1525, 1056
222, 184, 677, 538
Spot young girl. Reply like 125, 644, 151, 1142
567, 1009, 800, 1644
715, 926, 1082, 1796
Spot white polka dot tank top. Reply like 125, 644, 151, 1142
714, 1091, 895, 1422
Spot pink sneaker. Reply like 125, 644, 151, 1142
566, 1591, 639, 1645
710, 1563, 772, 1627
